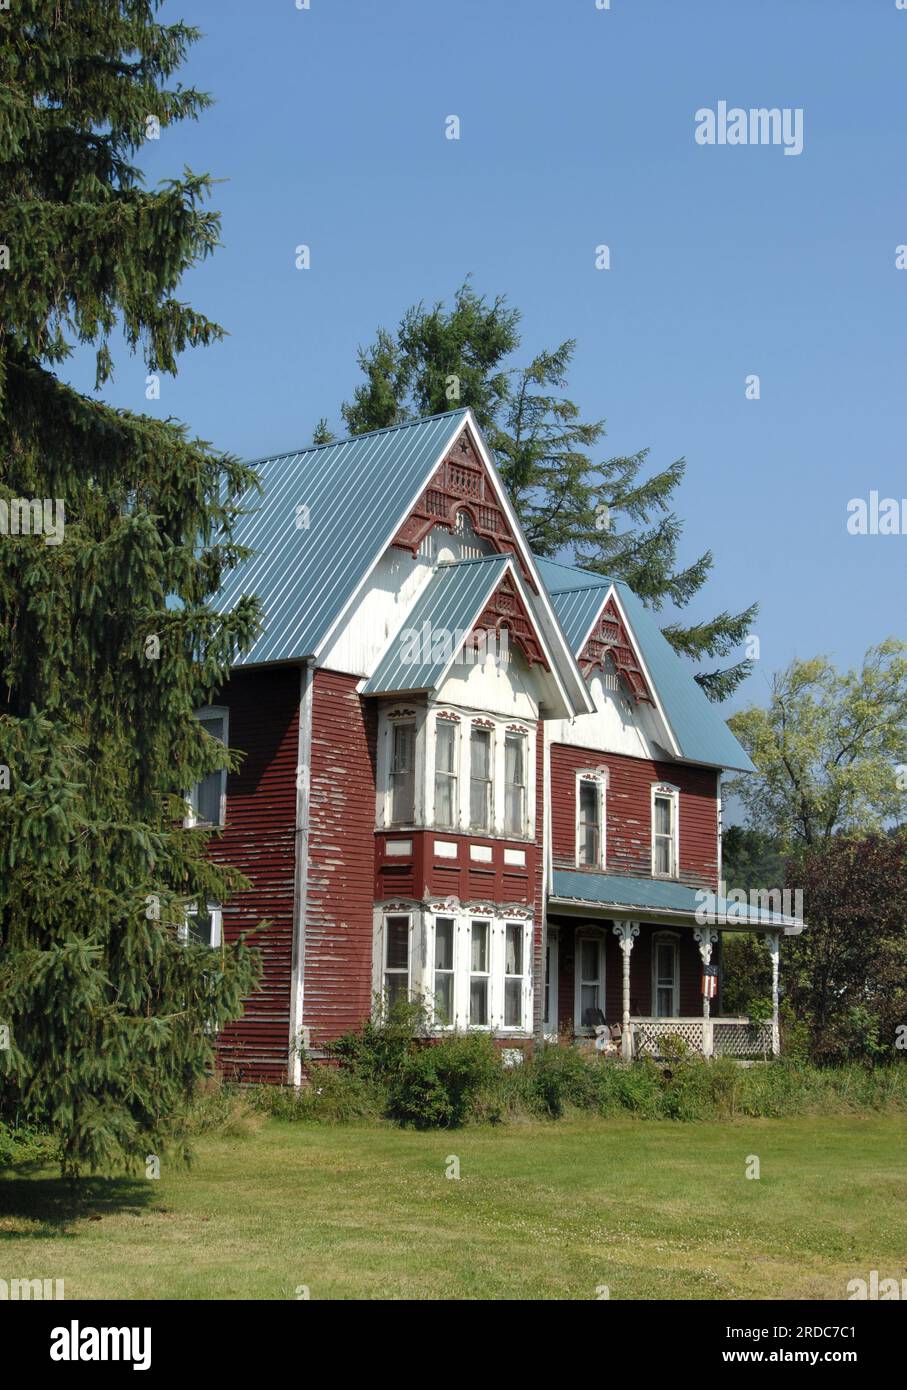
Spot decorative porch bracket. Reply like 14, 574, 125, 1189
612, 921, 640, 1059
693, 926, 719, 1057
763, 931, 781, 1056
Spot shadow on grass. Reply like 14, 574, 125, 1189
0, 1166, 155, 1239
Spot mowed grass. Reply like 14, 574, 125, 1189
1, 1115, 904, 1300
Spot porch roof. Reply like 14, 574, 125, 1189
550, 869, 804, 933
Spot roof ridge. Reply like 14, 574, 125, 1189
243, 407, 469, 468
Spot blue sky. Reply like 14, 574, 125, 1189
63, 0, 906, 716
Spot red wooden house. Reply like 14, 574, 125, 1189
190, 409, 803, 1083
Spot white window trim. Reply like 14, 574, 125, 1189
376, 909, 534, 1035
574, 929, 606, 1033
575, 768, 607, 869
651, 930, 681, 1018
376, 706, 426, 829
499, 918, 532, 1032
430, 911, 459, 1029
186, 705, 229, 828
181, 900, 223, 948
503, 730, 530, 839
651, 782, 680, 879
431, 719, 460, 832
381, 910, 413, 1008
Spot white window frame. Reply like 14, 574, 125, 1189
503, 730, 529, 838
430, 913, 458, 1029
389, 720, 417, 827
186, 706, 229, 828
575, 769, 607, 868
651, 783, 680, 879
181, 900, 223, 948
652, 931, 680, 1018
432, 718, 460, 831
499, 919, 532, 1032
574, 930, 606, 1033
467, 917, 492, 1027
382, 911, 413, 1009
469, 724, 494, 834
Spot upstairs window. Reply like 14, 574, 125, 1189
504, 732, 527, 837
469, 726, 493, 832
577, 775, 605, 867
188, 708, 228, 827
434, 721, 458, 829
652, 785, 679, 877
390, 723, 416, 825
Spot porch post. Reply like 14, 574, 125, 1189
693, 926, 719, 1057
612, 921, 639, 1059
765, 931, 781, 1057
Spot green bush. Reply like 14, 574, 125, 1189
325, 998, 430, 1085
253, 1068, 383, 1124
527, 1043, 601, 1117
387, 1033, 501, 1128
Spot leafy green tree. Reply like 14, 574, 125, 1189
727, 643, 907, 849
0, 1, 262, 1176
786, 834, 907, 1062
336, 281, 756, 698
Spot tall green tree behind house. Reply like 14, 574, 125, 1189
0, 2, 262, 1176
336, 280, 757, 699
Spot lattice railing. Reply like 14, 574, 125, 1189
630, 1018, 775, 1059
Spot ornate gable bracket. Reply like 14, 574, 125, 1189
579, 596, 653, 704
472, 573, 550, 672
392, 428, 537, 591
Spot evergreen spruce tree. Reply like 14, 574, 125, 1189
0, 2, 262, 1176
337, 281, 757, 699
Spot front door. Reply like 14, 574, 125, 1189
543, 930, 559, 1037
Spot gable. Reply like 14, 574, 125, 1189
578, 593, 653, 704
391, 425, 537, 589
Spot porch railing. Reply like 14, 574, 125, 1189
629, 1017, 775, 1060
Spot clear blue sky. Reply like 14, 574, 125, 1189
63, 0, 906, 716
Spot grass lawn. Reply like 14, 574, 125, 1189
1, 1114, 903, 1300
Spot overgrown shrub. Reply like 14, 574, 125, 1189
386, 1033, 501, 1128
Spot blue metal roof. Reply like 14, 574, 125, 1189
534, 556, 755, 774
215, 410, 467, 666
363, 555, 512, 695
551, 870, 802, 931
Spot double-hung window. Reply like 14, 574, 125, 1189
434, 721, 458, 829
653, 934, 679, 1018
504, 732, 527, 837
188, 708, 228, 827
182, 901, 223, 948
390, 723, 416, 825
652, 785, 679, 877
433, 916, 456, 1025
470, 726, 493, 832
503, 922, 527, 1028
577, 776, 604, 867
383, 914, 411, 1007
469, 919, 491, 1025
576, 935, 604, 1029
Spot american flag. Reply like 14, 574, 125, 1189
702, 962, 718, 999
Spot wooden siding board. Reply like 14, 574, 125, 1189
210, 666, 300, 1083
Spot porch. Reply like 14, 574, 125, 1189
545, 869, 805, 1061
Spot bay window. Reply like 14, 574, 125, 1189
383, 913, 411, 1006
390, 723, 416, 825
504, 732, 527, 836
434, 721, 458, 829
469, 726, 493, 832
